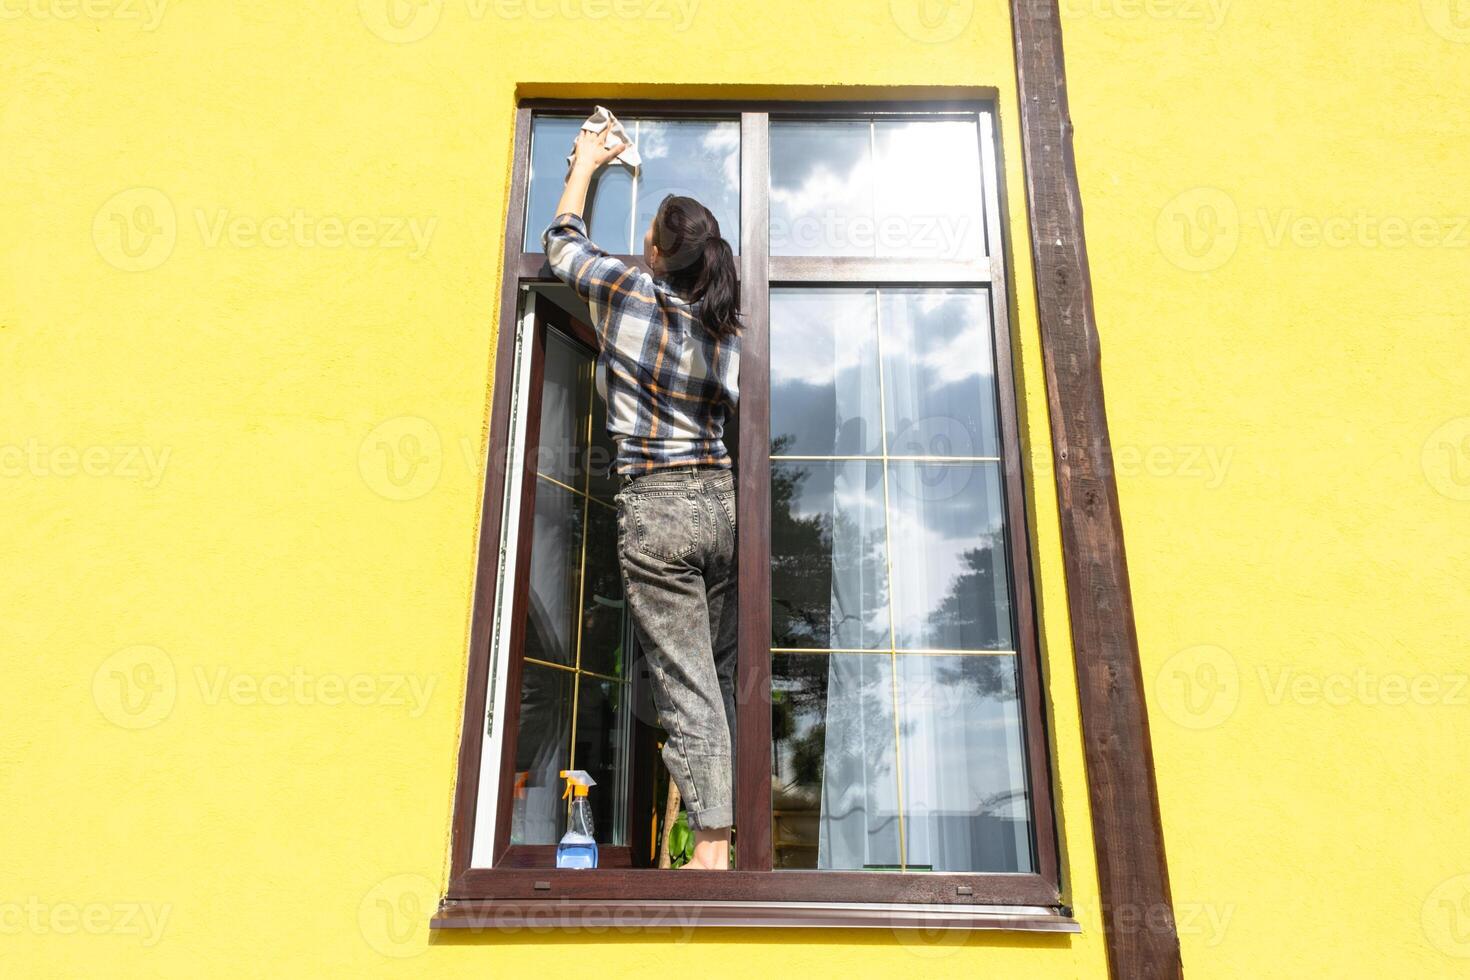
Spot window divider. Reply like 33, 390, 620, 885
734, 109, 774, 871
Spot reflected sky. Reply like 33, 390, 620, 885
770, 290, 882, 457
771, 118, 986, 259
524, 115, 740, 254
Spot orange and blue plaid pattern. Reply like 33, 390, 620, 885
543, 211, 740, 476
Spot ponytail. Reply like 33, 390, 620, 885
652, 195, 742, 339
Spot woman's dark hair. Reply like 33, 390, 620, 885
651, 194, 741, 339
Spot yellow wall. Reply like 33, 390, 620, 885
2, 1, 1464, 977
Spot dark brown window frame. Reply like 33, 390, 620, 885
439, 4, 1184, 968
438, 95, 1080, 933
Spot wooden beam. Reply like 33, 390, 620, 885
1008, 3, 1183, 977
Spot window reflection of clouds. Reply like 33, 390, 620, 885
770, 118, 985, 259
887, 463, 1012, 651
770, 290, 882, 458
524, 115, 740, 254
881, 289, 999, 459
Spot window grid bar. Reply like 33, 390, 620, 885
869, 272, 909, 871
536, 470, 616, 511
565, 359, 599, 812
524, 656, 627, 686
772, 647, 1018, 656
627, 120, 640, 254
772, 454, 1001, 463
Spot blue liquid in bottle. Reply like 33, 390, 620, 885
555, 836, 598, 869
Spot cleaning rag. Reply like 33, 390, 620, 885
564, 105, 642, 179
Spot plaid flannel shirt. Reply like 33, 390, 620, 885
543, 211, 740, 476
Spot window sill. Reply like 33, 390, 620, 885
431, 898, 1080, 933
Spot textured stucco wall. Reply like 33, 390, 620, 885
3, 1, 1466, 977
1064, 2, 1470, 977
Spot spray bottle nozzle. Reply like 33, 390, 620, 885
560, 769, 596, 799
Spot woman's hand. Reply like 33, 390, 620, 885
569, 127, 629, 176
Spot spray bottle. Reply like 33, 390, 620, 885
556, 770, 598, 869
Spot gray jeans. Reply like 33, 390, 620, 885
614, 464, 737, 831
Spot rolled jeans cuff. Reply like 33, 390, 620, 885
685, 802, 733, 831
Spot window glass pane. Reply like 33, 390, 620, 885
523, 117, 583, 252
887, 462, 1013, 651
523, 479, 582, 666
770, 289, 883, 458
768, 286, 1030, 873
578, 500, 627, 678
509, 662, 573, 844
525, 115, 739, 254
770, 116, 986, 259
770, 120, 873, 257
896, 654, 1032, 872
535, 330, 593, 488
633, 119, 741, 257
771, 653, 901, 870
872, 119, 985, 260
771, 460, 890, 651
510, 321, 635, 850
574, 674, 631, 845
880, 289, 999, 459
587, 377, 620, 502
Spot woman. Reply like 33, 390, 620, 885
543, 128, 741, 870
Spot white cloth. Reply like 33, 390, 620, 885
564, 105, 642, 179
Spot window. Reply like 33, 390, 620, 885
443, 100, 1067, 930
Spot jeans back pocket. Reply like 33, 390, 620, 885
627, 490, 699, 562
